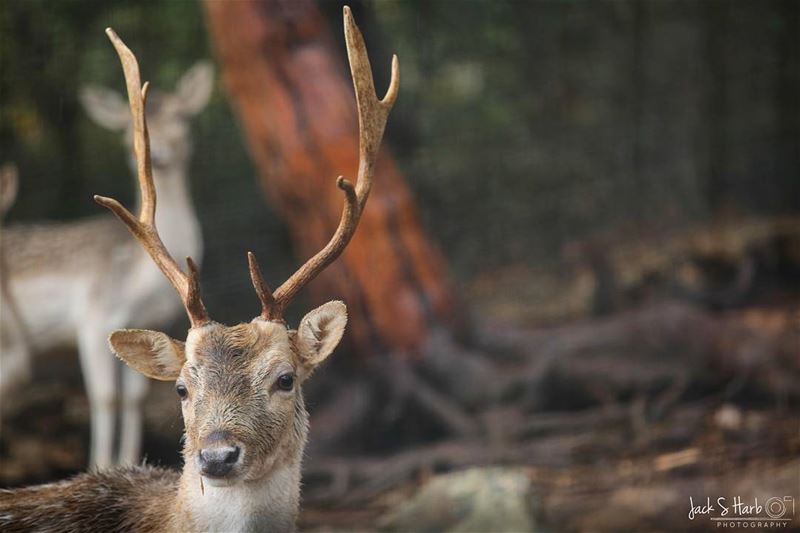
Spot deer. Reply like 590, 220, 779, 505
0, 6, 398, 532
0, 59, 213, 468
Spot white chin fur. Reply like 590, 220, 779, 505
202, 476, 239, 488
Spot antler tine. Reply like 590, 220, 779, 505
247, 252, 278, 321
94, 28, 210, 328
342, 5, 399, 212
104, 28, 156, 227
249, 6, 399, 321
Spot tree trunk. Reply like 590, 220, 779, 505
203, 0, 460, 357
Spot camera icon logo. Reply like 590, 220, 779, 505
765, 496, 795, 519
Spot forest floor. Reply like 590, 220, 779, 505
296, 297, 800, 531
1, 284, 798, 532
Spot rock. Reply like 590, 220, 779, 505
379, 467, 539, 532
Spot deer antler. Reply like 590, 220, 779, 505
94, 29, 210, 328
248, 6, 399, 322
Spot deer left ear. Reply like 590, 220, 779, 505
80, 85, 130, 131
294, 301, 347, 373
108, 329, 186, 381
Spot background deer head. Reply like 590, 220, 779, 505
80, 62, 214, 172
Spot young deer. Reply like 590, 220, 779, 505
0, 7, 397, 532
0, 61, 213, 467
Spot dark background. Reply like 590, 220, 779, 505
3, 1, 797, 311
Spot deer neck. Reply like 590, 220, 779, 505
136, 166, 202, 263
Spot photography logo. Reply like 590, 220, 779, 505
688, 495, 795, 528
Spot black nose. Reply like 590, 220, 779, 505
198, 445, 241, 477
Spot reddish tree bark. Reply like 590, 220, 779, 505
204, 0, 460, 356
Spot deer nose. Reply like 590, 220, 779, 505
198, 431, 242, 478
199, 445, 240, 477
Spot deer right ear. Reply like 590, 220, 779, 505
80, 85, 130, 131
294, 301, 348, 375
174, 61, 214, 116
108, 329, 185, 381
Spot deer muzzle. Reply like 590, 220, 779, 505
198, 430, 243, 479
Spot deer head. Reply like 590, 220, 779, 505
80, 61, 214, 172
94, 6, 397, 486
107, 302, 347, 484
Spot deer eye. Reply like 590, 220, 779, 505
277, 373, 294, 392
175, 382, 188, 400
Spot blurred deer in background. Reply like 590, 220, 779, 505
0, 6, 396, 531
0, 59, 213, 467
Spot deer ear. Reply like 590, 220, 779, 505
175, 61, 214, 116
108, 329, 185, 381
295, 301, 347, 373
80, 85, 130, 131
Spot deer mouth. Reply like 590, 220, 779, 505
201, 473, 242, 488
198, 461, 246, 487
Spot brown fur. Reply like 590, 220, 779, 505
0, 467, 178, 532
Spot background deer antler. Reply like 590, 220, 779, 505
248, 6, 399, 322
94, 28, 210, 328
